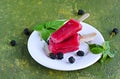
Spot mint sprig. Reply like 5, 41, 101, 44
89, 28, 119, 63
33, 20, 66, 41
89, 44, 104, 54
88, 41, 117, 63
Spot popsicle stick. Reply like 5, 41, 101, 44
80, 32, 97, 42
78, 13, 90, 22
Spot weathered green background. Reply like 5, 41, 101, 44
0, 0, 120, 79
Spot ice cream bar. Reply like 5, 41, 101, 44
48, 33, 80, 54
50, 19, 82, 43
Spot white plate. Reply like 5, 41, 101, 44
27, 22, 104, 71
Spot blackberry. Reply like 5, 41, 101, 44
68, 56, 75, 64
49, 53, 56, 59
76, 50, 84, 56
78, 9, 84, 15
112, 28, 119, 35
24, 28, 30, 35
57, 52, 63, 60
10, 40, 16, 46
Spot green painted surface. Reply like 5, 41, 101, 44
0, 0, 120, 79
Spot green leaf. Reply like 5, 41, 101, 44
90, 47, 104, 54
40, 28, 56, 41
33, 20, 66, 41
89, 44, 104, 54
103, 41, 110, 50
102, 41, 117, 58
33, 23, 45, 31
88, 41, 117, 63
108, 50, 117, 58
100, 41, 117, 63
45, 20, 66, 29
89, 44, 97, 48
40, 28, 51, 41
100, 52, 108, 63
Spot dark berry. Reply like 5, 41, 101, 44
49, 53, 56, 59
24, 28, 30, 35
57, 52, 63, 60
112, 28, 119, 35
78, 9, 84, 15
68, 56, 75, 64
10, 40, 16, 46
76, 50, 84, 56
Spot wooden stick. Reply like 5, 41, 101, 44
80, 32, 97, 42
78, 13, 90, 22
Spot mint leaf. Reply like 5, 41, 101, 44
89, 44, 104, 54
91, 47, 104, 54
34, 23, 45, 31
33, 20, 66, 41
107, 50, 117, 58
89, 41, 118, 63
45, 20, 66, 29
103, 41, 110, 50
40, 28, 51, 41
100, 52, 108, 63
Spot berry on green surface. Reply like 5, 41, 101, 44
110, 28, 119, 38
112, 28, 119, 35
24, 28, 30, 35
78, 9, 84, 15
10, 40, 16, 46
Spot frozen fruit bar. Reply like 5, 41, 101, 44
50, 19, 82, 43
48, 33, 80, 54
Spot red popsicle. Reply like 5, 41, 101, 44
48, 33, 80, 54
50, 19, 82, 43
